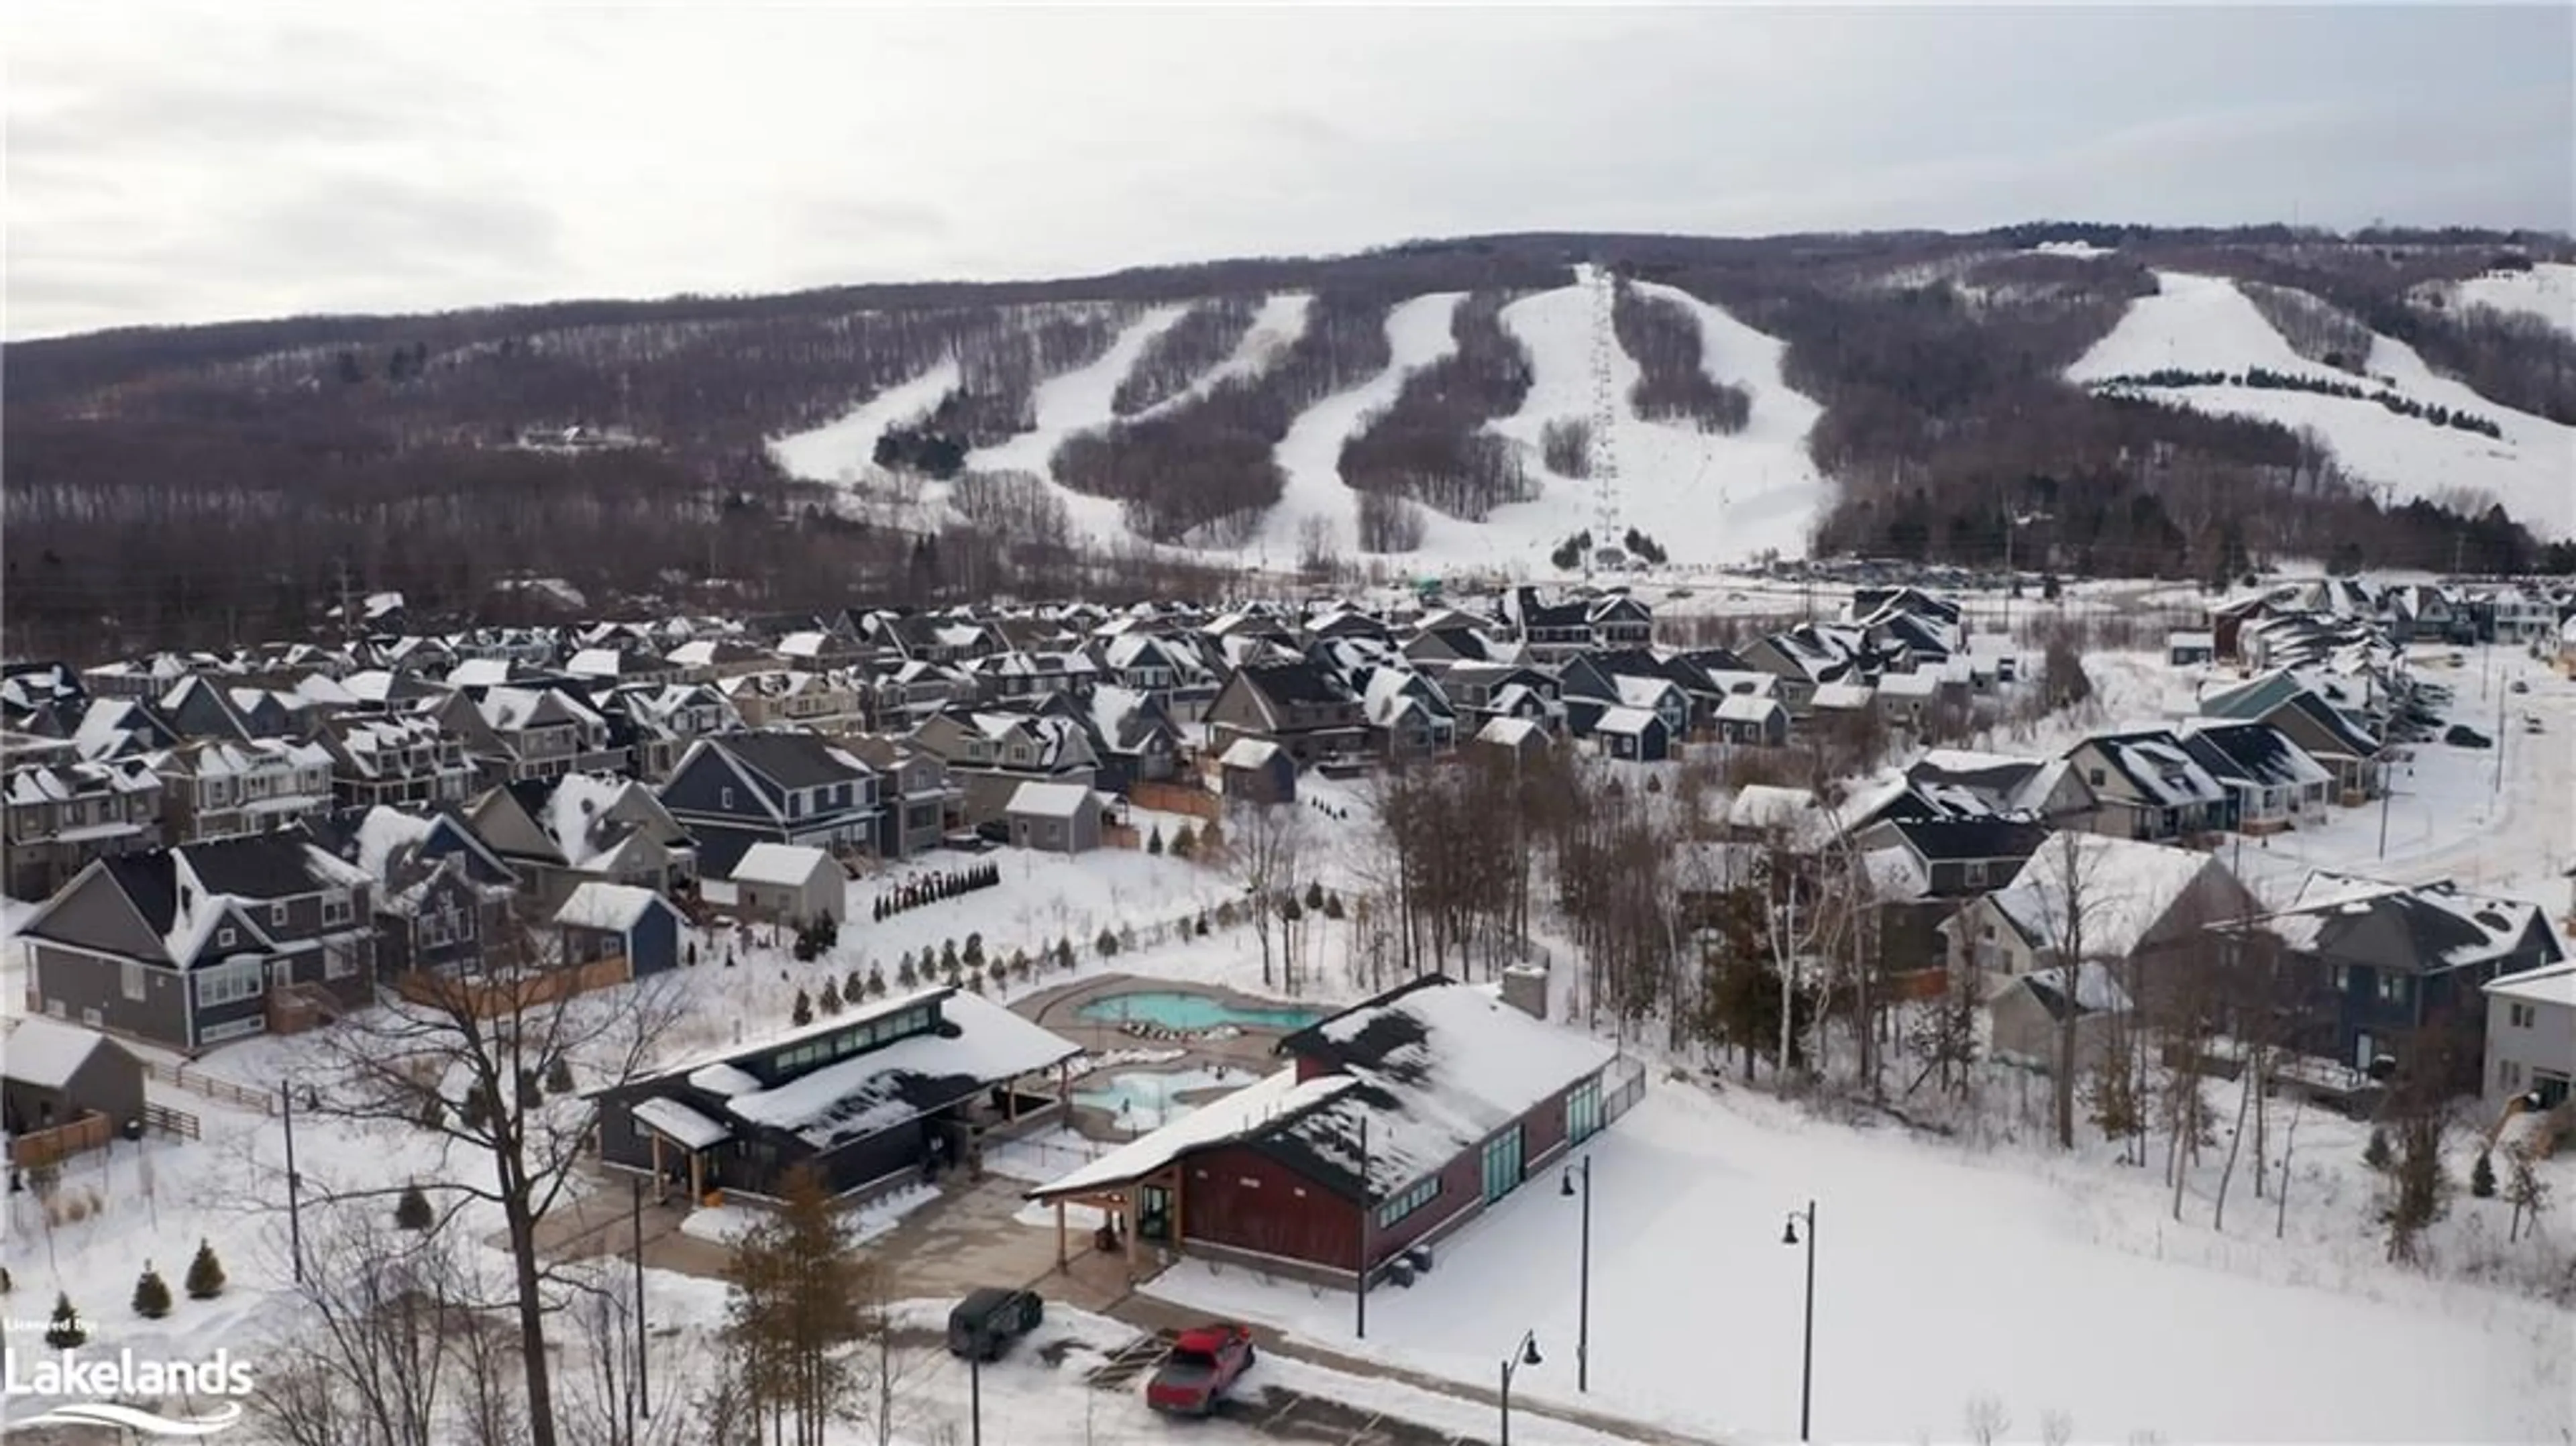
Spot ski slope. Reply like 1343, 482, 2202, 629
1403, 273, 1830, 571
1134, 292, 1313, 419
2071, 272, 2576, 539
1254, 291, 1464, 563
765, 355, 959, 486
2443, 261, 2576, 339
966, 303, 1193, 545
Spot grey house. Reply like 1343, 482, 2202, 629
20, 832, 378, 1052
1005, 782, 1103, 854
2482, 961, 2575, 1115
3, 1016, 148, 1149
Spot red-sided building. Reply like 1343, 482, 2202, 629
1026, 975, 1620, 1286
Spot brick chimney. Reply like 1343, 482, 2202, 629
1499, 963, 1549, 1021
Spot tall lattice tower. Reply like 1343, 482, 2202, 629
1585, 262, 1624, 576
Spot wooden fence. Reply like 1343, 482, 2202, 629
144, 1059, 275, 1115
144, 1102, 201, 1142
396, 954, 631, 1020
1129, 781, 1223, 822
7, 1112, 110, 1168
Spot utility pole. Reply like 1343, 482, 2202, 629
631, 1176, 650, 1420
2377, 775, 2393, 860
280, 1081, 306, 1284
1354, 1113, 1371, 1340
969, 1351, 983, 1446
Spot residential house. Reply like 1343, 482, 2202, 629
333, 807, 521, 979
437, 685, 626, 785
718, 842, 845, 926
1022, 975, 1619, 1288
3, 759, 164, 901
1712, 693, 1790, 748
1737, 624, 1866, 715
1080, 686, 1183, 795
1589, 707, 1671, 763
2481, 961, 2574, 1115
2167, 631, 2218, 667
1851, 817, 2050, 972
835, 735, 962, 859
1469, 717, 1552, 769
150, 738, 336, 843
2174, 721, 2333, 834
2230, 873, 2564, 1082
719, 670, 863, 731
907, 710, 1100, 826
1436, 663, 1559, 734
594, 985, 1079, 1201
467, 773, 694, 907
21, 832, 377, 1051
608, 682, 744, 781
1941, 832, 2257, 992
1359, 671, 1456, 759
657, 733, 881, 875
555, 882, 686, 979
313, 711, 478, 810
964, 651, 1098, 707
1218, 738, 1297, 806
3, 1017, 148, 1154
2061, 731, 2229, 841
2200, 670, 2385, 802
663, 636, 775, 683
1004, 782, 1104, 854
1205, 662, 1368, 768
1989, 964, 2134, 1074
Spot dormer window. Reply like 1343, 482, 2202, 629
270, 901, 290, 928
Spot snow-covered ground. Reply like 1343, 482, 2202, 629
766, 356, 961, 488
1254, 291, 1465, 565
2070, 272, 2576, 538
1403, 275, 1831, 574
1148, 1081, 2573, 1445
1133, 292, 1313, 419
967, 304, 1193, 547
2437, 261, 2576, 340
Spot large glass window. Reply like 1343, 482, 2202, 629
1375, 1176, 1442, 1229
1479, 1125, 1525, 1205
1566, 1076, 1604, 1146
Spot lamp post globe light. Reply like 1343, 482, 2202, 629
1498, 1330, 1542, 1446
1782, 1199, 1817, 1443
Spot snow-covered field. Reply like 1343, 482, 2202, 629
2438, 261, 2576, 340
1255, 291, 1466, 564
767, 356, 961, 488
1134, 292, 1312, 419
1149, 1081, 2573, 1445
2070, 272, 2576, 539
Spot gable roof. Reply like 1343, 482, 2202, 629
3, 1015, 119, 1090
554, 881, 674, 934
2073, 730, 2228, 808
708, 732, 873, 792
731, 842, 835, 888
1985, 834, 2224, 960
1005, 781, 1093, 819
2243, 875, 2561, 977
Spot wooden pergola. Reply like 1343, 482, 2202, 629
1038, 1161, 1185, 1273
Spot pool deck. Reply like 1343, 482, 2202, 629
1016, 972, 1328, 1074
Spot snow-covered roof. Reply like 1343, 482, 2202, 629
2485, 960, 2576, 1009
1028, 1066, 1358, 1200
1810, 681, 1874, 710
720, 991, 1079, 1149
1474, 717, 1544, 748
2013, 962, 2134, 1021
1877, 671, 1939, 699
354, 807, 437, 883
2249, 873, 2555, 976
1595, 706, 1659, 736
1988, 835, 2218, 960
1715, 693, 1783, 722
1219, 737, 1282, 770
554, 881, 668, 934
1006, 781, 1092, 819
3, 1015, 116, 1090
1260, 978, 1619, 1198
631, 1096, 731, 1150
731, 842, 833, 888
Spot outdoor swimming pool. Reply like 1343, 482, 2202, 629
1075, 990, 1326, 1033
1071, 1067, 1242, 1131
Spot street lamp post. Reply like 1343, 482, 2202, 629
1782, 1200, 1817, 1443
1559, 1156, 1592, 1392
1498, 1331, 1542, 1446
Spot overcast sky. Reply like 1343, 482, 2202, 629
7, 3, 2571, 339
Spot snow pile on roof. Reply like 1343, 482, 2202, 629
731, 842, 829, 887
1006, 781, 1091, 819
1990, 834, 2216, 960
2017, 962, 2134, 1021
354, 808, 437, 883
1728, 784, 1828, 847
1219, 738, 1282, 770
1272, 979, 1618, 1197
631, 1095, 731, 1150
555, 881, 665, 933
1715, 693, 1781, 722
2486, 960, 2576, 1009
3, 1015, 112, 1089
1474, 717, 1544, 749
725, 991, 1079, 1148
1028, 1066, 1358, 1199
1595, 706, 1658, 736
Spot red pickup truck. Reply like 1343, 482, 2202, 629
1144, 1323, 1256, 1416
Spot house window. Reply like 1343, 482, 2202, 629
1375, 1176, 1442, 1229
270, 901, 290, 928
324, 944, 356, 981
2087, 767, 2105, 787
1566, 1076, 1604, 1144
81, 1006, 103, 1030
122, 960, 147, 1001
720, 787, 735, 809
197, 959, 266, 1007
321, 890, 354, 926
2375, 973, 2409, 1005
1964, 860, 1989, 889
1479, 1124, 1525, 1204
2509, 1002, 2536, 1029
217, 926, 238, 950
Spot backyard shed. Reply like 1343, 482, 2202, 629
726, 842, 845, 924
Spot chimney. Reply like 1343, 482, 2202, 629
1500, 963, 1549, 1021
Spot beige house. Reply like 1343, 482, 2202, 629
722, 842, 845, 926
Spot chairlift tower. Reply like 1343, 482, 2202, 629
1585, 263, 1624, 578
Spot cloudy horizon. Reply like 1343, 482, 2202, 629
7, 3, 2571, 339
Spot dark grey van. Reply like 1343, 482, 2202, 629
945, 1287, 1043, 1361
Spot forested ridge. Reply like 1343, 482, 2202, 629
7, 224, 2569, 659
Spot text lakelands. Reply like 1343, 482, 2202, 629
3, 1347, 257, 1400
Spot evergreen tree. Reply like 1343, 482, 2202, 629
132, 1264, 172, 1320
545, 1056, 575, 1095
1055, 937, 1075, 972
865, 966, 887, 998
1303, 880, 1325, 910
792, 989, 814, 1027
2363, 1127, 2393, 1172
896, 951, 918, 989
2471, 1149, 2497, 1199
721, 1165, 870, 1442
1095, 927, 1119, 958
940, 940, 961, 977
1195, 915, 1211, 936
1323, 891, 1346, 920
1, 1265, 13, 1293
417, 1093, 447, 1130
845, 967, 863, 1001
185, 1239, 226, 1300
963, 932, 985, 968
1010, 948, 1032, 981
817, 977, 843, 1016
45, 1292, 85, 1348
396, 1180, 435, 1231
1199, 818, 1224, 853
1147, 827, 1165, 856
1171, 824, 1196, 859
